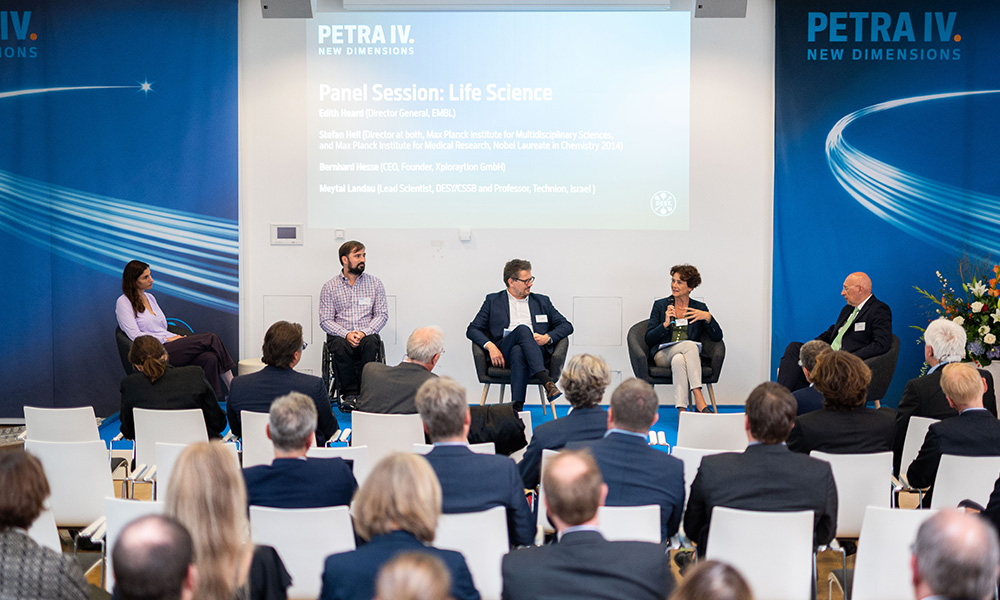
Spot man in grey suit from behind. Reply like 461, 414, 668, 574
357, 326, 443, 414
911, 510, 1000, 600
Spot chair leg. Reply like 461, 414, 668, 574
706, 384, 718, 413
480, 384, 490, 405
538, 386, 548, 416
499, 384, 506, 404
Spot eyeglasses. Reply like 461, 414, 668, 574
514, 276, 536, 284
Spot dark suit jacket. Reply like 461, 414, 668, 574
466, 290, 573, 351
645, 297, 723, 360
501, 530, 674, 600
568, 432, 685, 541
787, 406, 896, 455
519, 406, 608, 489
794, 385, 824, 415
119, 365, 227, 440
424, 445, 534, 547
243, 457, 357, 509
893, 366, 997, 474
227, 365, 337, 445
981, 475, 1000, 535
684, 443, 838, 556
906, 409, 1000, 490
320, 530, 479, 600
357, 362, 436, 414
815, 295, 892, 360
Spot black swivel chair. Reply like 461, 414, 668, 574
471, 337, 569, 416
626, 320, 726, 412
864, 334, 900, 407
114, 320, 195, 376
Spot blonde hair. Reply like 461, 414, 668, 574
165, 442, 251, 600
940, 363, 984, 408
353, 453, 441, 543
375, 552, 452, 600
560, 354, 611, 408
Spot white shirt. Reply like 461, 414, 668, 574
508, 292, 532, 329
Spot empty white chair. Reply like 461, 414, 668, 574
241, 410, 275, 468
27, 507, 62, 554
435, 506, 508, 600
308, 445, 371, 487
535, 449, 560, 545
676, 412, 747, 451
23, 406, 100, 442
412, 442, 495, 455
598, 505, 660, 543
519, 411, 533, 444
811, 451, 892, 538
250, 505, 355, 599
25, 439, 115, 529
671, 446, 728, 512
350, 412, 424, 467
104, 498, 164, 592
151, 441, 240, 501
930, 454, 1000, 509
133, 408, 209, 470
706, 507, 813, 600
899, 416, 938, 477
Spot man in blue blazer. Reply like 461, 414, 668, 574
466, 258, 573, 412
228, 321, 338, 445
415, 377, 534, 546
243, 392, 357, 509
568, 378, 684, 541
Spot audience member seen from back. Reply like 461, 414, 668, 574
359, 326, 444, 414
518, 353, 611, 489
113, 514, 197, 600
911, 509, 1000, 600
670, 560, 753, 600
375, 552, 453, 600
166, 442, 290, 600
786, 351, 894, 454
119, 335, 227, 441
415, 376, 534, 546
568, 377, 685, 541
116, 259, 236, 397
684, 382, 838, 557
501, 450, 675, 600
0, 451, 89, 600
320, 453, 479, 600
792, 340, 831, 415
227, 320, 337, 444
243, 392, 357, 509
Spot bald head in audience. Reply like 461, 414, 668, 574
911, 509, 999, 600
113, 514, 196, 600
543, 449, 607, 532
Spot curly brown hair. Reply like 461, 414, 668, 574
670, 264, 702, 289
810, 351, 871, 410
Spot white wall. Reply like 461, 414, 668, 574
238, 0, 774, 405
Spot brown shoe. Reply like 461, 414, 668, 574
544, 381, 562, 401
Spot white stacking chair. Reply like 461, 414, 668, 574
510, 411, 534, 464
132, 408, 209, 472
241, 410, 275, 468
27, 507, 62, 554
706, 507, 814, 600
830, 506, 937, 600
671, 446, 727, 511
930, 454, 1000, 510
597, 505, 661, 543
308, 445, 371, 487
250, 505, 355, 600
893, 416, 939, 504
25, 439, 115, 531
435, 506, 508, 600
535, 449, 560, 545
23, 406, 101, 442
412, 442, 495, 455
676, 412, 747, 451
103, 498, 164, 592
350, 412, 424, 467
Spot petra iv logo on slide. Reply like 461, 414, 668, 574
651, 190, 677, 217
1, 10, 38, 58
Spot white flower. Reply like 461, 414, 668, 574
954, 316, 965, 326
972, 280, 989, 296
992, 309, 1000, 324
980, 325, 990, 335
972, 301, 985, 313
986, 333, 997, 345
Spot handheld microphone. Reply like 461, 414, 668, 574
667, 296, 676, 326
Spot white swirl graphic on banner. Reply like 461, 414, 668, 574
826, 90, 1000, 260
0, 85, 238, 313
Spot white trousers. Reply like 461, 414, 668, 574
653, 341, 703, 408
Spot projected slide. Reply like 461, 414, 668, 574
307, 11, 690, 230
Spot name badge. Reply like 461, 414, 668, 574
855, 322, 865, 332
359, 297, 372, 306
536, 314, 549, 323
675, 318, 689, 327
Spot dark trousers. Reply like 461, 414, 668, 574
164, 332, 236, 397
776, 341, 809, 392
327, 333, 381, 395
500, 325, 548, 407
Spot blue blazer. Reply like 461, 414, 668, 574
243, 457, 357, 509
424, 445, 534, 547
320, 530, 480, 600
569, 432, 685, 541
466, 290, 573, 350
793, 385, 824, 415
227, 365, 338, 445
645, 297, 723, 360
519, 406, 608, 489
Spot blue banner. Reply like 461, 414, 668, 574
774, 1, 1000, 405
0, 2, 238, 417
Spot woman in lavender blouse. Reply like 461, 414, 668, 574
116, 260, 236, 398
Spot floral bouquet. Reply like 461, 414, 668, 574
915, 263, 1000, 366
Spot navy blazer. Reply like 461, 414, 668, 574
569, 432, 685, 540
424, 445, 534, 547
906, 409, 1000, 491
787, 406, 896, 455
320, 530, 479, 600
466, 290, 573, 350
645, 297, 723, 360
243, 457, 357, 509
227, 365, 338, 445
501, 530, 674, 600
793, 385, 824, 415
519, 406, 608, 489
815, 295, 892, 360
119, 365, 227, 440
